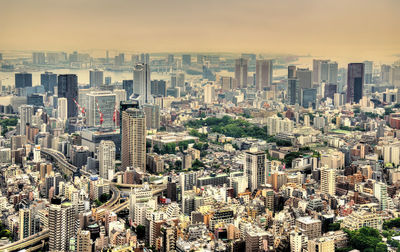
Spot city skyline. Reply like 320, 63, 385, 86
0, 0, 399, 62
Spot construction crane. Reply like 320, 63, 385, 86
73, 99, 86, 117
112, 106, 119, 127
95, 99, 104, 127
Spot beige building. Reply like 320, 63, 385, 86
320, 166, 336, 196
341, 210, 383, 230
77, 229, 92, 252
121, 108, 146, 172
295, 217, 322, 240
308, 237, 335, 252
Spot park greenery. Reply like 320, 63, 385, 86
338, 227, 388, 252
186, 116, 292, 146
94, 193, 111, 207
0, 117, 18, 135
0, 221, 12, 241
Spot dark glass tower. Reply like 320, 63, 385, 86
58, 74, 78, 117
346, 63, 364, 104
15, 73, 32, 89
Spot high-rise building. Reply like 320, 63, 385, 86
87, 91, 116, 128
167, 54, 174, 64
57, 97, 68, 122
182, 54, 191, 66
99, 140, 116, 180
363, 61, 373, 84
89, 69, 104, 88
143, 104, 160, 130
392, 66, 400, 88
76, 229, 92, 252
19, 208, 31, 240
346, 63, 364, 104
235, 58, 248, 88
18, 105, 33, 136
301, 88, 317, 109
115, 53, 125, 66
140, 53, 150, 64
41, 72, 57, 93
288, 65, 296, 79
373, 182, 388, 210
151, 80, 166, 97
170, 74, 177, 88
381, 64, 392, 83
133, 63, 152, 105
245, 151, 268, 192
122, 80, 134, 99
321, 167, 336, 196
121, 108, 146, 171
58, 74, 78, 117
203, 84, 215, 104
328, 62, 338, 84
296, 68, 312, 99
255, 59, 273, 90
177, 73, 185, 87
288, 78, 299, 105
308, 238, 335, 252
221, 76, 235, 91
161, 221, 177, 252
49, 202, 75, 251
15, 72, 32, 89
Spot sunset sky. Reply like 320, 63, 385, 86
1, 0, 399, 61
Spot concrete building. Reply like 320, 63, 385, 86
133, 63, 152, 105
235, 58, 248, 88
255, 59, 273, 90
295, 217, 322, 240
90, 69, 104, 88
99, 140, 116, 180
244, 150, 268, 192
320, 167, 336, 196
49, 202, 75, 251
87, 91, 116, 128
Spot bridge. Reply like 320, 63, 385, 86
0, 229, 49, 252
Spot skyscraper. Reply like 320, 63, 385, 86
328, 62, 338, 84
122, 80, 134, 99
121, 108, 146, 171
182, 54, 191, 66
49, 202, 75, 251
255, 59, 273, 91
19, 208, 31, 240
18, 105, 33, 136
143, 104, 160, 130
235, 58, 248, 89
133, 63, 152, 105
32, 52, 45, 64
245, 150, 269, 192
89, 69, 104, 88
363, 61, 373, 84
151, 80, 166, 97
41, 72, 57, 93
58, 74, 78, 117
87, 91, 116, 128
288, 65, 296, 79
288, 78, 299, 105
301, 88, 317, 109
99, 140, 116, 180
203, 83, 215, 104
296, 68, 312, 99
15, 72, 32, 89
346, 63, 364, 104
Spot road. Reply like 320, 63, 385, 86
0, 229, 49, 252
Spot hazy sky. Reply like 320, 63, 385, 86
1, 0, 399, 61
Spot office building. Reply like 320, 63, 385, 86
123, 80, 134, 99
15, 72, 32, 89
121, 108, 146, 171
57, 97, 68, 122
235, 58, 248, 88
87, 91, 116, 128
288, 78, 298, 105
346, 63, 364, 104
182, 54, 191, 66
133, 63, 152, 105
203, 84, 215, 104
221, 76, 235, 91
143, 104, 160, 130
255, 59, 273, 90
301, 88, 317, 109
288, 65, 296, 79
321, 167, 336, 196
244, 151, 268, 192
58, 74, 78, 117
328, 62, 338, 84
363, 61, 373, 84
296, 68, 312, 99
18, 105, 33, 136
90, 69, 104, 88
151, 80, 166, 97
99, 140, 116, 180
49, 202, 75, 251
41, 72, 57, 93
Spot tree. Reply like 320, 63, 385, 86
347, 227, 382, 251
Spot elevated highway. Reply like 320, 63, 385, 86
0, 229, 49, 252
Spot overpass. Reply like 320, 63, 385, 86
0, 229, 49, 252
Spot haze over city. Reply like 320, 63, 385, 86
1, 0, 400, 62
